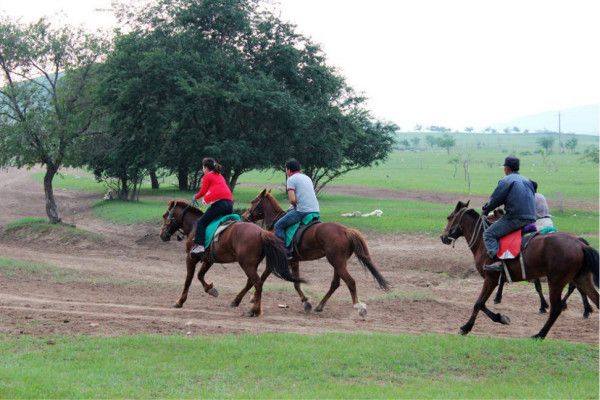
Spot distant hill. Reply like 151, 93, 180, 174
486, 104, 599, 135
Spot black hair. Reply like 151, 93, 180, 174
202, 157, 222, 173
531, 180, 538, 193
285, 159, 301, 172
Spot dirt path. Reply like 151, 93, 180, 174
0, 168, 597, 343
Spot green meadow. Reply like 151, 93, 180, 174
0, 333, 597, 399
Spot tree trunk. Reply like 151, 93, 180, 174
149, 169, 159, 189
118, 176, 129, 200
178, 165, 188, 191
228, 170, 242, 192
43, 165, 62, 224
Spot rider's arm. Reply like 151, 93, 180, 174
287, 189, 297, 207
485, 179, 512, 212
194, 172, 213, 200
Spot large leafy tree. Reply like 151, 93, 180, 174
0, 17, 107, 222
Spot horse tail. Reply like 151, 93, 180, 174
260, 231, 305, 284
346, 228, 389, 290
582, 246, 599, 288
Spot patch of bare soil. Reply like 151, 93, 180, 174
0, 168, 597, 344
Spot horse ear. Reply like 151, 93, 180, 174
168, 200, 175, 209
454, 201, 464, 211
260, 189, 266, 197
465, 200, 470, 207
267, 189, 272, 194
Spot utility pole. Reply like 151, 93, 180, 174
558, 111, 563, 153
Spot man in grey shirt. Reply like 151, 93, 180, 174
531, 180, 554, 230
274, 159, 320, 253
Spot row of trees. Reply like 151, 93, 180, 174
0, 0, 396, 223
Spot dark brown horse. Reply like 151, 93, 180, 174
240, 189, 389, 317
440, 201, 599, 339
160, 200, 303, 317
489, 210, 594, 318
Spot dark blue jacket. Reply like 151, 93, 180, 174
483, 173, 536, 221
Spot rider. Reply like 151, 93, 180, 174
530, 180, 554, 230
481, 156, 536, 271
190, 157, 234, 256
274, 159, 320, 257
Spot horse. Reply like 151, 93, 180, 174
440, 200, 599, 339
489, 211, 594, 318
160, 200, 303, 317
240, 189, 389, 317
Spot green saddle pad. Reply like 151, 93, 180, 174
538, 226, 558, 235
204, 214, 241, 248
285, 213, 320, 248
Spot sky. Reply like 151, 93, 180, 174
2, 0, 599, 132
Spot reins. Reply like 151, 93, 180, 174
448, 208, 490, 250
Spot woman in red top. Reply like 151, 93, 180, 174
190, 157, 234, 255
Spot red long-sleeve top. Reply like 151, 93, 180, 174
194, 171, 233, 203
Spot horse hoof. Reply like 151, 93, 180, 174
303, 302, 312, 313
230, 301, 240, 308
458, 328, 469, 336
583, 313, 590, 319
493, 299, 501, 304
173, 303, 182, 308
539, 308, 547, 314
247, 310, 261, 317
207, 287, 219, 297
358, 307, 367, 318
531, 334, 544, 340
500, 315, 511, 325
314, 306, 323, 313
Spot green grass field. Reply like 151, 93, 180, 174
0, 333, 596, 398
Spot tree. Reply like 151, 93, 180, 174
565, 137, 578, 153
537, 136, 555, 155
581, 145, 599, 164
512, 126, 520, 133
410, 136, 420, 148
414, 124, 422, 131
464, 127, 473, 133
0, 17, 107, 222
425, 135, 437, 148
437, 134, 456, 154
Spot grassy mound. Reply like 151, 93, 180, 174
2, 217, 103, 247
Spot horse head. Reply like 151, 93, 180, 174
242, 189, 271, 223
440, 200, 473, 245
160, 200, 202, 242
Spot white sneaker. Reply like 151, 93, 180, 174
191, 244, 205, 255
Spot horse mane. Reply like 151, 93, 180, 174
170, 200, 203, 217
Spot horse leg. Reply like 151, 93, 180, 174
560, 282, 576, 311
533, 279, 549, 314
459, 277, 498, 335
174, 256, 199, 308
314, 272, 340, 313
231, 277, 254, 308
197, 261, 218, 297
573, 273, 599, 310
336, 261, 367, 317
532, 280, 567, 340
249, 268, 272, 304
245, 267, 263, 317
493, 278, 504, 304
480, 304, 511, 325
578, 288, 594, 319
290, 261, 312, 312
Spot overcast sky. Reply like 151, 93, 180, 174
2, 0, 599, 131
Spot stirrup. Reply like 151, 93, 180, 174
483, 261, 503, 272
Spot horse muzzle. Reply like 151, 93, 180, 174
160, 232, 172, 242
440, 235, 453, 245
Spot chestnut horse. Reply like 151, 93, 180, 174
440, 201, 599, 339
160, 200, 303, 317
241, 189, 389, 317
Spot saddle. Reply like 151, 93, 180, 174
284, 213, 321, 258
203, 214, 241, 248
495, 224, 539, 283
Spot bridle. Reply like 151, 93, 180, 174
244, 195, 285, 230
164, 204, 192, 240
446, 208, 490, 249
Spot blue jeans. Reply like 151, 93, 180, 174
274, 210, 311, 245
483, 216, 533, 258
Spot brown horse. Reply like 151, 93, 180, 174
240, 189, 389, 317
160, 200, 303, 317
440, 201, 599, 339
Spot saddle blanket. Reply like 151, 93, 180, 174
497, 229, 522, 259
285, 212, 320, 248
204, 214, 241, 248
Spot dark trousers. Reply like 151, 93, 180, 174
194, 199, 234, 245
483, 216, 533, 258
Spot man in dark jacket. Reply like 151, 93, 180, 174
482, 156, 536, 271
